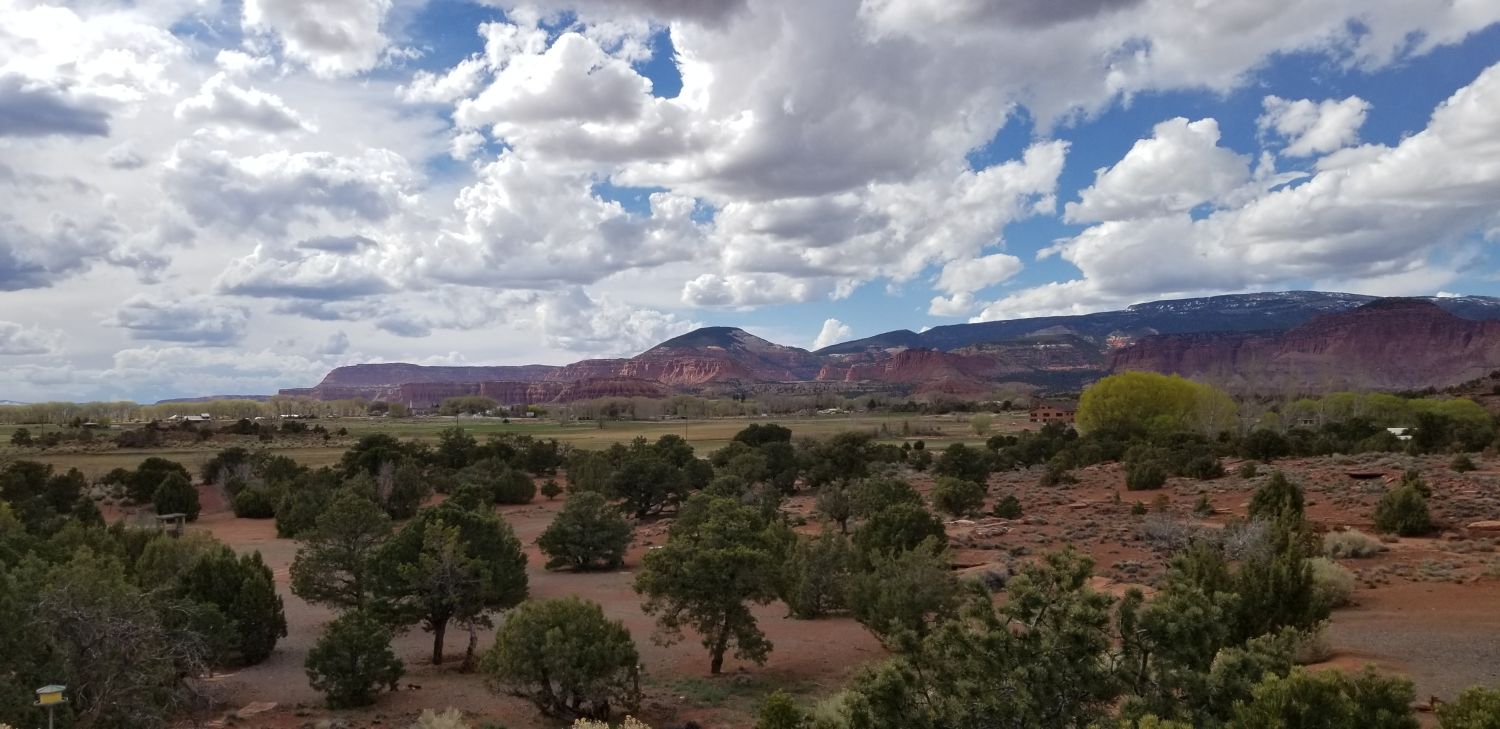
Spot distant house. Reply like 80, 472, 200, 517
1388, 427, 1413, 442
169, 413, 213, 423
1029, 402, 1077, 425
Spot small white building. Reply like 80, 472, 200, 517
1387, 427, 1412, 442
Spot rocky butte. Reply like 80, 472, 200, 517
278, 292, 1500, 409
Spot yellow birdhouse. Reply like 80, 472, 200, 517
35, 685, 65, 706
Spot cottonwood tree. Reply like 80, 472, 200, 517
537, 491, 633, 571
634, 494, 781, 674
375, 504, 528, 667
291, 490, 393, 610
482, 596, 641, 720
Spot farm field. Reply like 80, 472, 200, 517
0, 411, 1027, 478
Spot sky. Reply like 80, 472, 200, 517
2, 0, 1500, 403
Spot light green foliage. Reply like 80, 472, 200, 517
848, 541, 959, 646
291, 490, 393, 610
1307, 557, 1356, 611
1227, 667, 1418, 729
781, 528, 856, 619
930, 477, 986, 517
758, 690, 809, 729
1374, 484, 1433, 536
538, 491, 633, 571
970, 413, 993, 436
1437, 686, 1500, 728
1077, 372, 1237, 437
305, 609, 404, 708
153, 472, 201, 520
482, 596, 641, 720
376, 504, 529, 665
634, 494, 781, 674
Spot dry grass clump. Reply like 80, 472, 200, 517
1323, 529, 1388, 559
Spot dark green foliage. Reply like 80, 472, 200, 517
907, 448, 933, 472
1040, 459, 1079, 486
799, 431, 876, 489
9, 427, 32, 446
276, 468, 341, 538
436, 427, 480, 469
375, 503, 529, 665
461, 458, 536, 505
1238, 462, 1260, 479
1183, 455, 1226, 480
340, 433, 415, 477
1126, 460, 1167, 491
634, 494, 781, 674
1248, 471, 1304, 522
291, 490, 393, 610
608, 453, 689, 518
540, 478, 562, 499
481, 596, 641, 720
1240, 430, 1291, 462
848, 542, 959, 646
177, 547, 287, 665
841, 550, 1119, 729
538, 491, 633, 571
932, 443, 991, 484
233, 487, 276, 518
853, 503, 946, 560
0, 461, 91, 533
930, 477, 986, 517
1228, 667, 1418, 729
153, 472, 201, 520
735, 423, 793, 447
1438, 686, 1500, 728
781, 528, 856, 619
852, 476, 922, 517
201, 446, 251, 483
992, 493, 1023, 519
815, 482, 854, 533
382, 461, 432, 518
1450, 453, 1477, 473
1374, 485, 1433, 537
566, 450, 614, 493
126, 457, 192, 504
305, 609, 404, 708
757, 690, 808, 729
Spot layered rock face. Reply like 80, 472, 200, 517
1111, 299, 1500, 390
276, 293, 1500, 408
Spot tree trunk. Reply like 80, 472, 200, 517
461, 624, 479, 672
431, 619, 448, 665
709, 620, 730, 675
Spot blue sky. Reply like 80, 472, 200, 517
1, 0, 1499, 401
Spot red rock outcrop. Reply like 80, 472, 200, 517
1111, 299, 1500, 390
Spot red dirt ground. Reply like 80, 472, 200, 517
186, 451, 1500, 728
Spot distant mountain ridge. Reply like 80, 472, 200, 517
278, 291, 1500, 408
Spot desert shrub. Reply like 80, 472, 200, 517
1322, 530, 1387, 559
992, 493, 1023, 519
1039, 460, 1078, 487
1193, 493, 1214, 516
852, 476, 923, 517
305, 610, 404, 708
932, 443, 992, 484
757, 690, 807, 729
853, 503, 947, 560
930, 477, 986, 517
1451, 453, 1477, 473
815, 483, 854, 533
1241, 429, 1291, 462
1248, 471, 1304, 522
1126, 461, 1167, 491
1182, 455, 1225, 480
482, 596, 640, 720
1374, 485, 1433, 537
232, 488, 276, 519
848, 541, 960, 645
1307, 557, 1356, 610
537, 491, 632, 571
907, 448, 933, 472
153, 473, 201, 521
1238, 461, 1260, 478
1131, 501, 1149, 516
1437, 686, 1500, 728
781, 529, 855, 619
1229, 666, 1417, 728
410, 708, 472, 729
572, 719, 651, 729
540, 479, 562, 500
